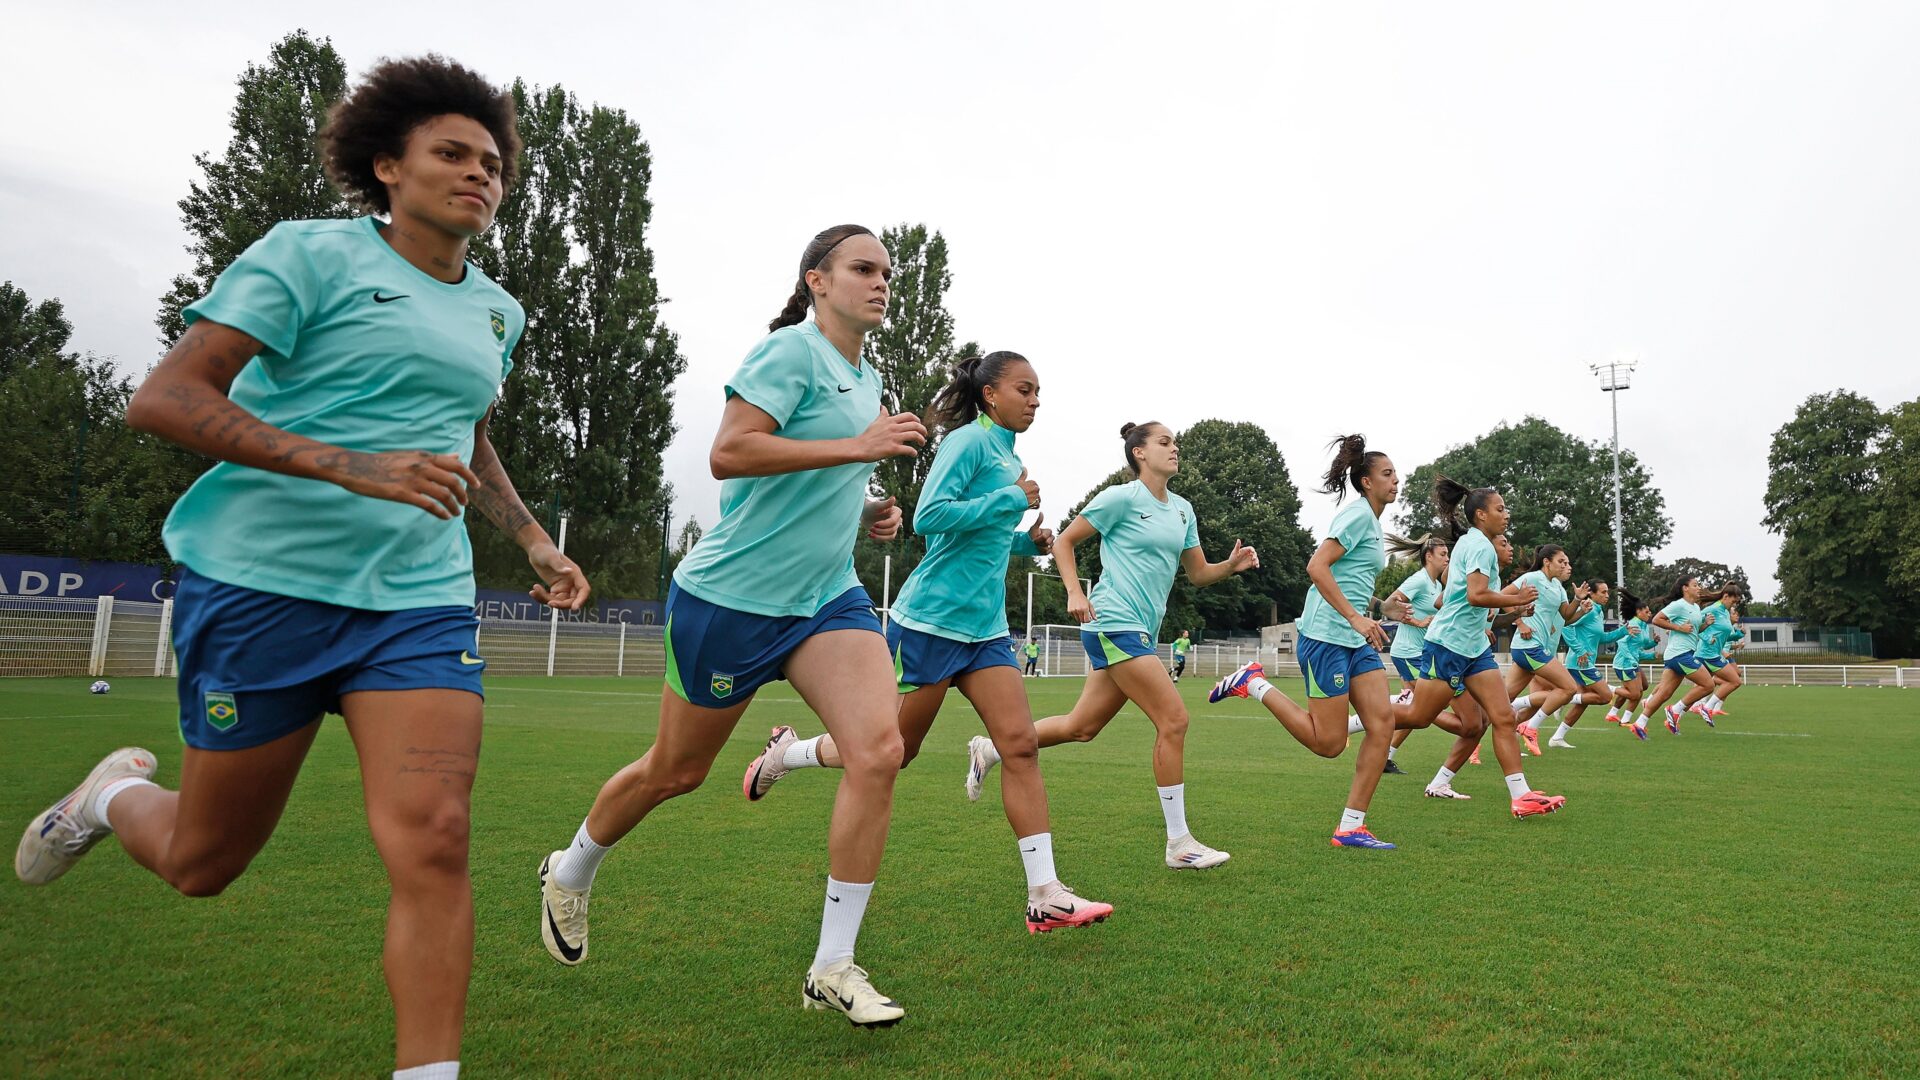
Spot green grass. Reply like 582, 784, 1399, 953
2, 675, 1916, 1078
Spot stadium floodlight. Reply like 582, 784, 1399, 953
1590, 356, 1638, 615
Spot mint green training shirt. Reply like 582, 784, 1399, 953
1080, 480, 1199, 638
1514, 571, 1570, 652
1694, 601, 1744, 659
673, 321, 881, 617
1561, 605, 1628, 667
891, 415, 1042, 642
1614, 617, 1653, 668
1427, 529, 1500, 657
1660, 598, 1704, 658
1297, 499, 1386, 647
1390, 568, 1442, 660
164, 218, 522, 610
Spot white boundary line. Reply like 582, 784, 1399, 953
1714, 731, 1814, 738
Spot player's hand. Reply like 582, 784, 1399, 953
1227, 540, 1260, 573
1579, 652, 1592, 666
1067, 594, 1095, 624
527, 541, 590, 611
1574, 582, 1592, 601
1627, 624, 1641, 637
865, 496, 904, 541
329, 449, 478, 519
1702, 611, 1717, 627
1029, 524, 1055, 552
1515, 584, 1540, 605
1016, 468, 1040, 509
1379, 595, 1412, 623
1347, 612, 1388, 650
1518, 623, 1534, 639
856, 410, 928, 462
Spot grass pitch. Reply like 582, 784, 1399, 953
2, 675, 1916, 1077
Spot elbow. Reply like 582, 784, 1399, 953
708, 442, 740, 480
124, 386, 161, 435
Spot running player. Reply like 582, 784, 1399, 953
536, 225, 928, 1028
1604, 590, 1655, 731
1692, 583, 1747, 718
1382, 536, 1450, 774
15, 58, 586, 1077
1634, 575, 1718, 736
1395, 479, 1562, 817
1504, 546, 1591, 755
738, 351, 1112, 934
988, 421, 1257, 871
1171, 630, 1192, 682
1551, 580, 1634, 747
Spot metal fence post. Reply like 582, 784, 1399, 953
617, 622, 627, 678
1791, 665, 1797, 685
88, 595, 113, 677
153, 598, 174, 677
1842, 666, 1848, 688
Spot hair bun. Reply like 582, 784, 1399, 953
1119, 422, 1137, 439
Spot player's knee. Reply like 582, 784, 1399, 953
1156, 710, 1190, 741
998, 728, 1039, 767
170, 861, 245, 898
842, 729, 905, 778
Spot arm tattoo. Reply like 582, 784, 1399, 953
470, 440, 538, 538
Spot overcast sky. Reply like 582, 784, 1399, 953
6, 1, 1919, 600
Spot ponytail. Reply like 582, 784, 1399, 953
768, 224, 876, 333
1320, 434, 1389, 503
1656, 574, 1695, 610
926, 351, 1030, 433
1620, 588, 1646, 616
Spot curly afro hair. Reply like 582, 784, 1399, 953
320, 55, 520, 215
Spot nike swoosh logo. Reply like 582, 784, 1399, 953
372, 292, 409, 303
828, 894, 841, 903
837, 385, 853, 393
1162, 794, 1174, 800
1022, 846, 1037, 853
544, 900, 583, 962
460, 651, 486, 666
1138, 513, 1153, 519
1049, 903, 1076, 916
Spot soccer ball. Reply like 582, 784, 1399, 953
89, 680, 111, 695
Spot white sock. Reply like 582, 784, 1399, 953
1386, 745, 1399, 761
394, 1063, 459, 1080
1347, 714, 1365, 735
1338, 807, 1365, 832
783, 735, 828, 769
813, 877, 873, 971
1605, 706, 1620, 721
1512, 694, 1532, 714
1247, 676, 1273, 703
552, 820, 613, 892
1553, 722, 1573, 742
1157, 784, 1189, 840
976, 738, 1002, 766
1431, 765, 1457, 787
1505, 772, 1531, 799
1017, 832, 1056, 890
1706, 694, 1722, 710
1525, 715, 1543, 731
94, 777, 157, 828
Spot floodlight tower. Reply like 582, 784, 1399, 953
1590, 356, 1638, 615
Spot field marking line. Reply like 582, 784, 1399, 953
486, 686, 663, 699
1, 712, 129, 721
1715, 731, 1813, 737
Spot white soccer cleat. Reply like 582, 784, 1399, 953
1548, 737, 1576, 749
1392, 687, 1414, 706
538, 850, 591, 966
742, 725, 797, 802
15, 747, 157, 886
964, 735, 999, 803
803, 958, 905, 1028
1165, 833, 1230, 870
1424, 783, 1472, 800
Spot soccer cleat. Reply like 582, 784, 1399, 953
1392, 687, 1414, 706
1026, 884, 1113, 934
743, 725, 797, 801
802, 959, 904, 1028
1424, 783, 1471, 799
1165, 833, 1230, 870
1698, 705, 1719, 728
1511, 791, 1564, 819
1517, 724, 1543, 756
1548, 737, 1576, 749
1330, 827, 1396, 849
1468, 747, 1483, 765
964, 735, 997, 803
1632, 721, 1649, 741
1664, 705, 1682, 735
1208, 661, 1263, 704
538, 850, 591, 966
1382, 758, 1407, 775
15, 747, 157, 886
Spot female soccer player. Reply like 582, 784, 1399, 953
1396, 479, 1562, 818
1505, 547, 1591, 755
1383, 536, 1450, 773
1604, 590, 1655, 730
1208, 436, 1404, 848
536, 225, 928, 1028
985, 421, 1256, 871
1634, 575, 1718, 736
1692, 583, 1747, 718
14, 58, 585, 1077
736, 351, 1112, 934
1551, 580, 1635, 747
